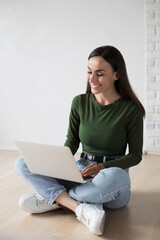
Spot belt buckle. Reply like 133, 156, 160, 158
103, 156, 107, 163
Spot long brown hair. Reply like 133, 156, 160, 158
86, 45, 145, 117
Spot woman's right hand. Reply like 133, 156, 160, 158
81, 163, 105, 178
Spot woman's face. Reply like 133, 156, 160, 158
87, 56, 118, 95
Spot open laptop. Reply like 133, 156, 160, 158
15, 141, 85, 183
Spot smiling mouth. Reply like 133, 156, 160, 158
91, 85, 101, 89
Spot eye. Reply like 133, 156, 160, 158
87, 71, 92, 74
97, 73, 104, 76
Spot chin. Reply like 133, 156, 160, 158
91, 89, 101, 95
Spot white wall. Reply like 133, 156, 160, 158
144, 0, 160, 153
0, 0, 145, 150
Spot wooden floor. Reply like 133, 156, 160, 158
0, 151, 160, 240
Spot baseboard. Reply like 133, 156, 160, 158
143, 151, 160, 155
0, 146, 17, 151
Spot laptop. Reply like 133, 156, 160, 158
15, 140, 85, 183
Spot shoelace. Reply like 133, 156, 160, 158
34, 194, 50, 208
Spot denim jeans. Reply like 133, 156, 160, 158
15, 157, 130, 209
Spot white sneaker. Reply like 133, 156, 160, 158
75, 203, 105, 235
19, 193, 61, 213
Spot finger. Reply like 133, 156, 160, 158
83, 165, 98, 177
82, 164, 97, 175
83, 169, 96, 176
91, 173, 98, 178
81, 164, 95, 174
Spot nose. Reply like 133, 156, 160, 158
88, 73, 98, 84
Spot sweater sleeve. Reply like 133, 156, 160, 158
103, 104, 144, 169
64, 96, 81, 155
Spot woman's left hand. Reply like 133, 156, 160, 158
81, 163, 105, 178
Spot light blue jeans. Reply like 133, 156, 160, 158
15, 157, 130, 209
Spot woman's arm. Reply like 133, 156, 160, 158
64, 96, 81, 155
103, 105, 144, 169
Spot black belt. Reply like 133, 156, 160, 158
80, 152, 121, 163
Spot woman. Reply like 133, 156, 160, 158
15, 45, 145, 236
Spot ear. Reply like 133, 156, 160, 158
114, 71, 119, 80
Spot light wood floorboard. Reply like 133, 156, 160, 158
0, 151, 160, 240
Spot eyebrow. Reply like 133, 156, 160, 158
87, 66, 105, 72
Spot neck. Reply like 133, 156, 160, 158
94, 92, 121, 106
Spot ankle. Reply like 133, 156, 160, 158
55, 191, 82, 212
73, 201, 81, 212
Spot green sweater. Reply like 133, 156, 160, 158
64, 93, 143, 169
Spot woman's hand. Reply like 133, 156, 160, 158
81, 163, 105, 178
